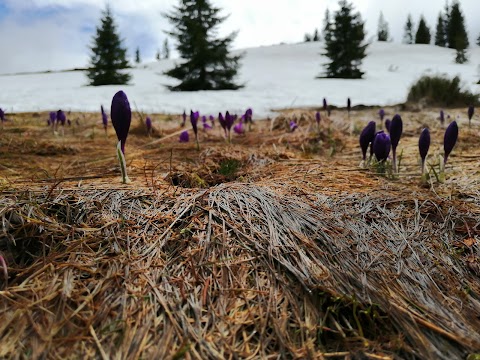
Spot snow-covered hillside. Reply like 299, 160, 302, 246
0, 42, 479, 117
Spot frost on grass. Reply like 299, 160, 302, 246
0, 183, 480, 359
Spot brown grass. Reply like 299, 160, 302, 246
1, 107, 480, 359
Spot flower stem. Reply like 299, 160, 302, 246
117, 141, 131, 184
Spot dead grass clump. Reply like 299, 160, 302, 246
1, 183, 480, 358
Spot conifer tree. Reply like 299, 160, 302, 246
162, 38, 170, 59
322, 9, 332, 44
377, 12, 389, 41
435, 13, 447, 47
304, 33, 312, 42
164, 0, 243, 91
477, 33, 480, 46
403, 14, 414, 44
135, 47, 141, 64
415, 16, 431, 44
322, 0, 368, 79
87, 5, 131, 86
446, 1, 468, 50
313, 28, 320, 42
156, 50, 161, 61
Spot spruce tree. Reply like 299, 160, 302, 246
415, 16, 431, 44
477, 33, 480, 46
156, 50, 161, 61
403, 14, 414, 44
162, 38, 170, 59
322, 0, 368, 79
377, 12, 389, 41
446, 1, 468, 50
164, 0, 243, 91
304, 33, 312, 42
135, 47, 141, 64
435, 13, 447, 47
322, 9, 332, 44
87, 5, 131, 86
313, 28, 320, 42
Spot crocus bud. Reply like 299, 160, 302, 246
209, 115, 215, 126
190, 110, 198, 136
389, 114, 403, 150
378, 109, 385, 121
359, 121, 376, 161
0, 108, 4, 122
444, 121, 458, 164
468, 105, 474, 120
225, 111, 234, 131
389, 114, 403, 173
323, 98, 327, 111
202, 115, 207, 123
146, 116, 152, 132
182, 110, 187, 127
179, 130, 189, 142
101, 105, 108, 129
49, 111, 56, 124
289, 120, 298, 132
347, 98, 351, 112
385, 119, 391, 133
468, 105, 474, 128
418, 128, 430, 162
234, 121, 244, 134
373, 131, 391, 162
316, 111, 321, 124
110, 90, 132, 154
218, 112, 226, 130
439, 110, 445, 125
57, 110, 66, 126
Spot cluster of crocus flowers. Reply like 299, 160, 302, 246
101, 105, 108, 136
418, 128, 430, 180
111, 90, 132, 184
468, 105, 474, 128
389, 114, 403, 174
359, 121, 376, 167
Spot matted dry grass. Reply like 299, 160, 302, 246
1, 107, 480, 359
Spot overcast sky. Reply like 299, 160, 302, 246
0, 0, 478, 73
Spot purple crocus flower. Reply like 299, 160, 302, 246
385, 119, 391, 133
209, 115, 215, 126
444, 121, 458, 164
101, 105, 108, 131
234, 120, 244, 134
468, 105, 474, 128
190, 111, 198, 136
57, 110, 66, 126
316, 111, 321, 124
289, 120, 298, 132
225, 111, 234, 132
181, 110, 187, 127
418, 128, 430, 174
372, 131, 391, 162
49, 111, 56, 124
347, 97, 351, 113
146, 116, 152, 135
359, 121, 376, 161
179, 130, 189, 143
110, 90, 132, 154
439, 110, 445, 125
389, 114, 403, 173
378, 109, 385, 121
323, 98, 327, 112
0, 108, 4, 122
218, 112, 226, 132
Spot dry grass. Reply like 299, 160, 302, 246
1, 107, 480, 359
